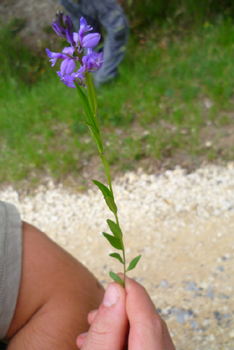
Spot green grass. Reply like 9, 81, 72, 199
1, 18, 234, 184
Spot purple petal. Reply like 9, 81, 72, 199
65, 28, 75, 47
79, 17, 93, 44
57, 72, 76, 88
77, 65, 86, 75
82, 51, 103, 72
62, 46, 75, 56
72, 71, 86, 87
65, 59, 76, 75
73, 32, 79, 43
66, 15, 73, 31
51, 23, 65, 38
60, 58, 76, 76
82, 33, 101, 48
52, 12, 74, 44
46, 49, 67, 67
80, 17, 93, 33
80, 17, 87, 29
46, 48, 66, 59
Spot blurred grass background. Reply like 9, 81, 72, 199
1, 1, 234, 185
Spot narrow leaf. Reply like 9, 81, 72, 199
126, 255, 142, 272
92, 180, 112, 198
100, 153, 112, 192
102, 232, 122, 250
109, 271, 124, 286
80, 122, 103, 153
107, 219, 122, 238
74, 81, 99, 133
105, 196, 117, 214
109, 253, 124, 264
86, 72, 97, 116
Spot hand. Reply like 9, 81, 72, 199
77, 276, 175, 350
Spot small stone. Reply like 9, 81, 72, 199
160, 279, 169, 288
205, 141, 212, 148
202, 319, 210, 327
218, 293, 229, 299
184, 282, 198, 291
214, 311, 222, 321
206, 286, 214, 299
207, 334, 215, 341
229, 329, 234, 338
176, 310, 193, 324
190, 320, 198, 329
217, 265, 224, 272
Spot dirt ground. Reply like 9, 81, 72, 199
63, 211, 234, 350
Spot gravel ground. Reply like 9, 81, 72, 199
1, 163, 234, 350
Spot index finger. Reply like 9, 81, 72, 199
124, 276, 175, 350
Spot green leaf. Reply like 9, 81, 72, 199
126, 255, 142, 272
102, 232, 122, 250
74, 81, 99, 133
109, 271, 124, 286
92, 180, 112, 198
82, 122, 103, 153
100, 154, 113, 191
86, 72, 97, 116
107, 219, 122, 238
109, 253, 124, 264
105, 196, 117, 214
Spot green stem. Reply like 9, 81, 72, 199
100, 153, 114, 195
122, 243, 126, 288
86, 79, 126, 287
101, 152, 126, 287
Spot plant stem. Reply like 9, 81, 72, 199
89, 80, 126, 287
122, 243, 126, 288
101, 152, 126, 287
100, 153, 113, 194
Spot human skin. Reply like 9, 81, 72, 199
77, 276, 176, 350
4, 222, 104, 350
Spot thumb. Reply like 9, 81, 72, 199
77, 282, 128, 350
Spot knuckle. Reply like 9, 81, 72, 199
91, 319, 114, 338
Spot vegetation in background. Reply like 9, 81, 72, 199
122, 0, 234, 30
1, 14, 234, 185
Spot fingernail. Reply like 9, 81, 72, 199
103, 283, 120, 307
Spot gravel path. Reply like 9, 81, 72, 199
1, 163, 234, 350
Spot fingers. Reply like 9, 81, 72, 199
124, 276, 175, 350
77, 310, 98, 348
87, 309, 98, 325
77, 282, 128, 350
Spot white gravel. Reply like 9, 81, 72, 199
1, 163, 234, 248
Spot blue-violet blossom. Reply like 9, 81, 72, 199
46, 47, 78, 76
52, 11, 74, 46
73, 17, 101, 53
46, 14, 103, 88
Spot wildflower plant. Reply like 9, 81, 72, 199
46, 11, 141, 287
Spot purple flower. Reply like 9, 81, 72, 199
82, 49, 104, 72
57, 70, 85, 88
52, 11, 74, 46
46, 47, 78, 76
53, 48, 103, 89
47, 13, 104, 89
73, 17, 101, 53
